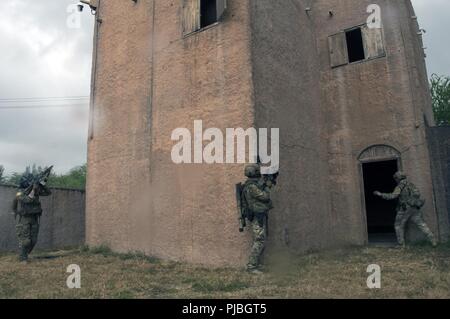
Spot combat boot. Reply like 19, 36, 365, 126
432, 239, 438, 248
18, 248, 28, 263
246, 264, 264, 275
247, 269, 263, 275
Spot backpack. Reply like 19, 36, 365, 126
403, 182, 425, 208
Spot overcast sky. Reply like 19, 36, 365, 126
0, 0, 449, 176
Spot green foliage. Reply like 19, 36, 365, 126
82, 245, 160, 263
5, 172, 22, 186
430, 74, 450, 125
2, 164, 86, 190
47, 164, 86, 190
87, 245, 114, 256
188, 279, 249, 293
0, 165, 4, 183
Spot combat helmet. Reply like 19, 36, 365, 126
19, 172, 34, 190
393, 171, 407, 182
244, 164, 261, 178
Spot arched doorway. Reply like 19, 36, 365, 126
358, 145, 402, 244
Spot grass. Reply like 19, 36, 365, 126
1, 244, 450, 299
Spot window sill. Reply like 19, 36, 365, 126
332, 54, 387, 69
183, 22, 220, 39
350, 54, 387, 65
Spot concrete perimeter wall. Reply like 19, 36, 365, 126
427, 126, 450, 240
0, 185, 85, 252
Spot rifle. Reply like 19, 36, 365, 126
262, 171, 279, 188
256, 155, 279, 188
23, 166, 53, 196
261, 171, 279, 238
236, 183, 246, 232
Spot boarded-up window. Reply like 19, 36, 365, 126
182, 0, 200, 36
328, 32, 348, 68
182, 0, 227, 36
361, 25, 385, 60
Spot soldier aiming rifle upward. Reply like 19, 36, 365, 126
12, 166, 53, 262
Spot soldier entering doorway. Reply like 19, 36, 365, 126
374, 171, 437, 247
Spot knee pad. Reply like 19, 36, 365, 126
22, 239, 31, 248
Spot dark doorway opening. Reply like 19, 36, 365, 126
200, 0, 217, 29
346, 28, 366, 63
362, 160, 398, 244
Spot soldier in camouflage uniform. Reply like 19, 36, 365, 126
242, 164, 274, 273
374, 172, 437, 247
12, 175, 51, 262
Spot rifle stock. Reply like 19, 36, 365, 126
236, 183, 246, 232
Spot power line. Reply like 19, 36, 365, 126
0, 96, 90, 110
0, 103, 89, 110
0, 99, 89, 105
0, 96, 89, 102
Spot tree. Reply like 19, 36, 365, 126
6, 172, 23, 186
0, 165, 4, 184
4, 164, 87, 190
430, 74, 450, 126
47, 164, 87, 190
4, 165, 42, 186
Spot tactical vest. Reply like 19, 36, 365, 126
400, 181, 425, 209
242, 179, 272, 214
13, 194, 43, 216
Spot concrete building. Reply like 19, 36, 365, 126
86, 0, 449, 266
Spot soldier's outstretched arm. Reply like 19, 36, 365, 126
379, 185, 402, 200
248, 184, 271, 202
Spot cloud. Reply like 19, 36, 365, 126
411, 0, 450, 76
0, 0, 94, 175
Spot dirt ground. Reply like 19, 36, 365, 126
0, 244, 449, 299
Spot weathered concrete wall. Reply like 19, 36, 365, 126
427, 125, 450, 240
87, 0, 255, 266
86, 0, 449, 267
0, 185, 85, 252
86, 0, 154, 259
312, 0, 444, 242
250, 0, 332, 253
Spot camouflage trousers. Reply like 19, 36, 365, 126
16, 215, 40, 261
247, 214, 267, 270
395, 207, 436, 246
